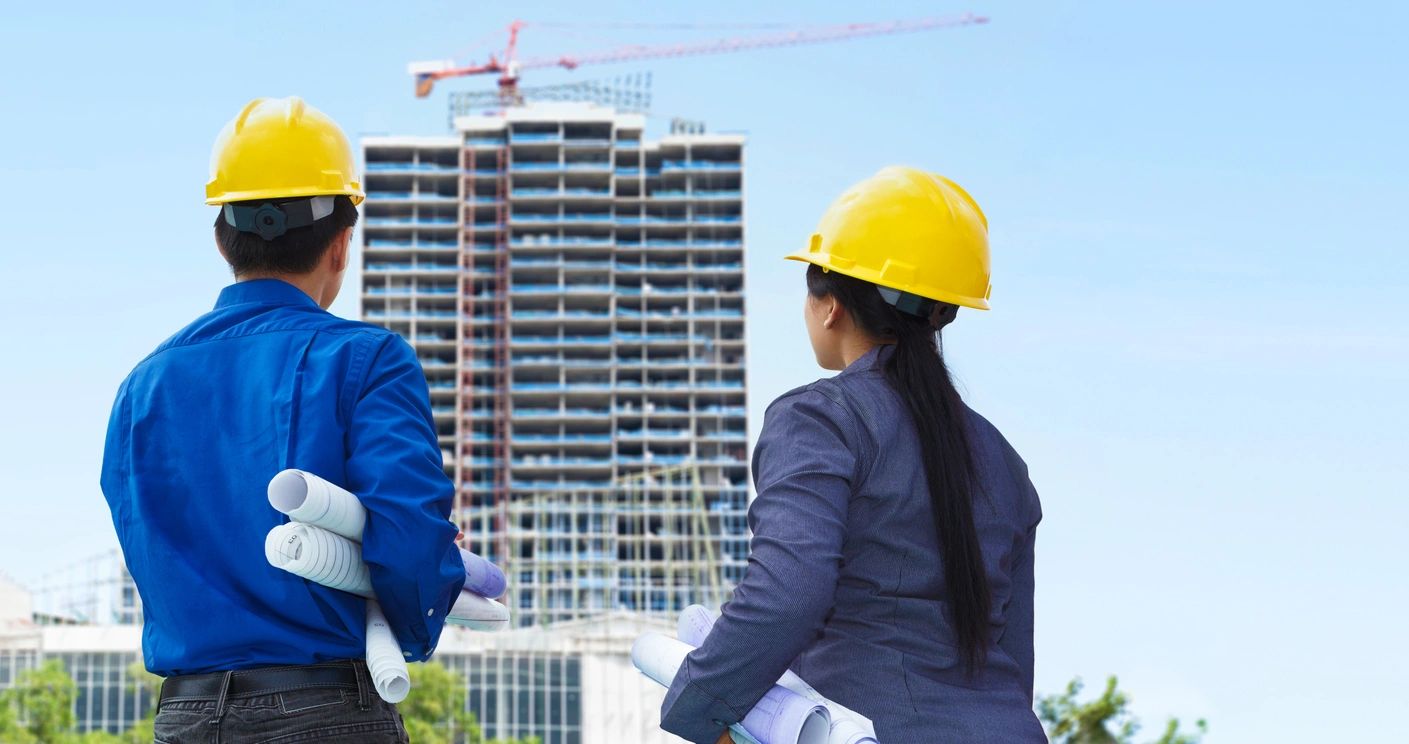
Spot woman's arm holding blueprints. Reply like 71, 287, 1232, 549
344, 335, 465, 661
661, 391, 855, 743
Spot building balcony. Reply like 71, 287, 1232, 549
509, 236, 614, 248
510, 187, 612, 198
513, 407, 612, 419
660, 160, 742, 172
364, 286, 458, 296
508, 132, 562, 143
366, 191, 460, 202
511, 433, 613, 444
512, 456, 613, 469
511, 334, 614, 346
365, 262, 460, 273
365, 217, 459, 227
509, 283, 613, 295
365, 238, 459, 251
364, 308, 459, 319
615, 262, 689, 273
365, 162, 459, 172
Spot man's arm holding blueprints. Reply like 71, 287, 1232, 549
344, 334, 465, 660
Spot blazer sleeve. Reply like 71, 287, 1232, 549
997, 453, 1042, 701
660, 388, 856, 743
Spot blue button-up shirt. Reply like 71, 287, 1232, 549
100, 279, 465, 676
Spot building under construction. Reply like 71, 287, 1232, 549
360, 101, 749, 628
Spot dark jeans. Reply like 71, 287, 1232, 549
154, 661, 409, 744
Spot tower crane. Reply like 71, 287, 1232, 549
409, 14, 989, 102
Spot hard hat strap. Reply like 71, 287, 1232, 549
877, 286, 938, 319
223, 196, 336, 241
877, 286, 958, 330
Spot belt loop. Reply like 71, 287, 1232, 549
353, 660, 371, 710
208, 670, 233, 741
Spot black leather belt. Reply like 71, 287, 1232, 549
159, 661, 363, 704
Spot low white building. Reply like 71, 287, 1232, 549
0, 576, 685, 743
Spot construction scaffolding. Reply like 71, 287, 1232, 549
493, 464, 728, 628
25, 550, 141, 627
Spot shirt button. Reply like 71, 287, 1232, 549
427, 608, 435, 617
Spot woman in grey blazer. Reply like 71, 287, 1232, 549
660, 167, 1045, 744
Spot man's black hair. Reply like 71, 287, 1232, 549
214, 196, 359, 276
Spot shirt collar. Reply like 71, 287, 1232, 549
839, 344, 893, 377
214, 279, 321, 311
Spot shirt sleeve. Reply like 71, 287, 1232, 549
660, 388, 855, 743
345, 334, 464, 661
99, 381, 131, 537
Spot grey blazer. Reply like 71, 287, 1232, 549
662, 346, 1045, 743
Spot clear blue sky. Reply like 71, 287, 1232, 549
2, 1, 1405, 740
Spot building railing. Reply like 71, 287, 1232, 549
365, 217, 458, 226
365, 263, 459, 272
366, 239, 458, 249
366, 162, 459, 172
660, 160, 742, 171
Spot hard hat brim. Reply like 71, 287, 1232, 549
784, 251, 991, 311
206, 186, 365, 207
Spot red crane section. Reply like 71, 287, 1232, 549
411, 14, 989, 99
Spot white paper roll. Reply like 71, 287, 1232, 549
265, 523, 374, 598
677, 605, 879, 744
744, 686, 832, 744
447, 591, 510, 631
365, 601, 411, 703
268, 469, 367, 542
632, 633, 830, 744
677, 603, 717, 646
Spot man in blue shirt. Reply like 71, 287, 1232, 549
100, 97, 465, 743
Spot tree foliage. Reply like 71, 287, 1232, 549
1038, 676, 1207, 744
400, 661, 537, 744
0, 659, 77, 743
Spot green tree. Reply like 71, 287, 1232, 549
400, 662, 538, 744
1038, 676, 1207, 744
1, 659, 77, 743
0, 685, 31, 744
116, 661, 161, 744
0, 658, 151, 744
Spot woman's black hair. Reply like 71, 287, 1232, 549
806, 263, 991, 673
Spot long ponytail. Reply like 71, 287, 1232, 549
806, 264, 991, 673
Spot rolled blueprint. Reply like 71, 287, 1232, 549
265, 522, 509, 629
264, 470, 509, 705
460, 548, 507, 598
268, 469, 367, 542
632, 633, 830, 744
678, 605, 879, 744
265, 523, 374, 598
448, 590, 510, 631
365, 601, 411, 703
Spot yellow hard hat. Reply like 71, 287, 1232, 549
205, 97, 364, 206
786, 166, 991, 310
